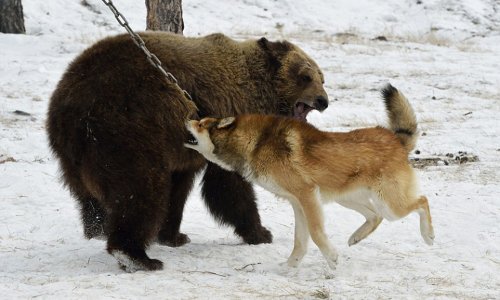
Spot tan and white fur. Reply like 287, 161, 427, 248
185, 84, 434, 269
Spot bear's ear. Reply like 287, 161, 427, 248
217, 117, 236, 129
258, 37, 292, 60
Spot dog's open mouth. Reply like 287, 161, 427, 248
185, 132, 198, 146
293, 102, 314, 121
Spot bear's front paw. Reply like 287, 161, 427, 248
239, 226, 273, 244
157, 232, 191, 247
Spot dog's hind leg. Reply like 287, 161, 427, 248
335, 191, 382, 246
372, 177, 435, 245
415, 196, 435, 245
300, 188, 338, 269
287, 200, 310, 267
346, 203, 382, 247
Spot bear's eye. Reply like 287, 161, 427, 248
300, 74, 312, 83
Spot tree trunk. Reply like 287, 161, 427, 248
146, 0, 184, 34
0, 0, 25, 34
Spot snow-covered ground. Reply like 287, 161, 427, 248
1, 0, 499, 298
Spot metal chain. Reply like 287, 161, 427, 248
101, 0, 193, 101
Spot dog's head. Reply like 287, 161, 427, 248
184, 117, 238, 171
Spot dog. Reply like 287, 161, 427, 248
184, 84, 434, 269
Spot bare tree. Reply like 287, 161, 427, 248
146, 0, 183, 34
0, 0, 25, 33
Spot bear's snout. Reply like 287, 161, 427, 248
314, 95, 329, 111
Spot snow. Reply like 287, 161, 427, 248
1, 0, 499, 298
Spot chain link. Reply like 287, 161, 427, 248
101, 0, 193, 101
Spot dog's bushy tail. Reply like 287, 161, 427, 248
382, 84, 418, 153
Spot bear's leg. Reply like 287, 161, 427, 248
78, 194, 107, 240
106, 178, 168, 272
201, 163, 272, 244
107, 218, 163, 272
106, 204, 164, 272
157, 169, 197, 247
59, 159, 107, 239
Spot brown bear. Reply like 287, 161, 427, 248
47, 32, 328, 272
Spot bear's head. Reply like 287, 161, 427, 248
258, 37, 329, 121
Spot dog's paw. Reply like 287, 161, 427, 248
324, 252, 338, 270
327, 256, 338, 270
286, 257, 302, 268
326, 259, 337, 270
423, 231, 435, 246
420, 224, 435, 246
348, 235, 361, 247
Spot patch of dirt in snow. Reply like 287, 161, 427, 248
410, 151, 480, 168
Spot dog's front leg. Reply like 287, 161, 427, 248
287, 200, 310, 267
300, 188, 338, 269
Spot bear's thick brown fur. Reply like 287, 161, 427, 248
47, 32, 328, 272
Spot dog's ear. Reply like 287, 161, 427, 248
199, 117, 219, 129
217, 117, 235, 129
